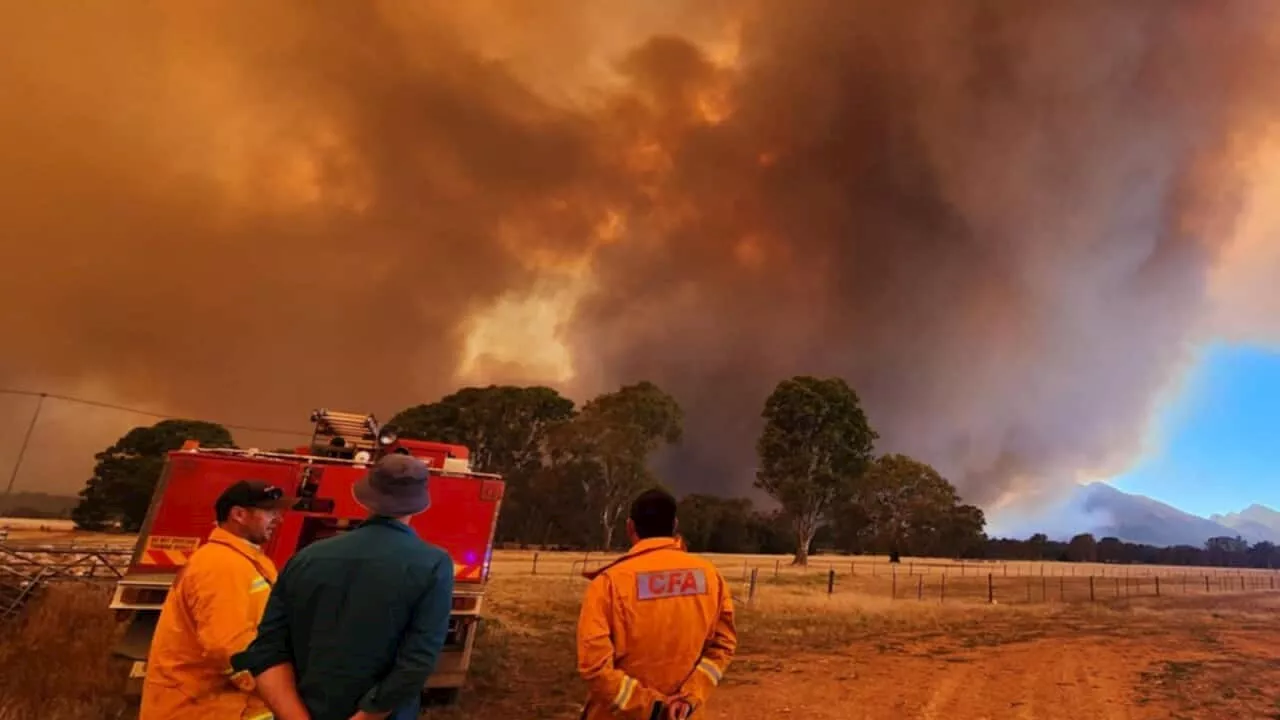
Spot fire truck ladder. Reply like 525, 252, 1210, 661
309, 409, 380, 457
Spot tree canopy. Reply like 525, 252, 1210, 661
72, 419, 234, 531
853, 454, 975, 559
389, 385, 574, 541
755, 376, 877, 565
389, 385, 574, 477
548, 381, 683, 549
678, 494, 754, 554
390, 381, 682, 550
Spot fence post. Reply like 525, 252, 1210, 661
1271, 575, 1275, 591
1115, 577, 1120, 597
988, 573, 994, 604
1155, 576, 1160, 597
749, 568, 759, 605
743, 560, 749, 582
941, 573, 947, 603
909, 562, 914, 576
1090, 575, 1095, 602
827, 569, 835, 595
1241, 575, 1246, 592
917, 575, 923, 601
1059, 575, 1064, 602
775, 559, 780, 578
1041, 575, 1047, 602
892, 569, 897, 600
532, 552, 539, 575
1205, 575, 1210, 592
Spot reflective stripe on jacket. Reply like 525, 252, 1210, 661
140, 527, 278, 720
576, 537, 737, 719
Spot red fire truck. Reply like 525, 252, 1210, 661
108, 409, 505, 704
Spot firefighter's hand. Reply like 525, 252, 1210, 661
665, 697, 694, 720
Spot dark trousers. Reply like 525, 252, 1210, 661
387, 696, 422, 720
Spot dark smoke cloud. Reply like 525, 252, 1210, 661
0, 1, 610, 457
568, 0, 1280, 504
0, 1, 1276, 504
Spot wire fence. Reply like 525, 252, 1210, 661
2, 543, 1274, 617
0, 543, 132, 619
740, 566, 1278, 606
490, 550, 1280, 607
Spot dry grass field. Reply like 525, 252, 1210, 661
0, 519, 129, 548
3, 544, 1280, 719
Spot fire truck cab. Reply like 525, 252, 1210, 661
109, 409, 505, 704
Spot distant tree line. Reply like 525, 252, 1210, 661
0, 491, 78, 519
669, 507, 1279, 569
65, 377, 1271, 571
984, 532, 1280, 570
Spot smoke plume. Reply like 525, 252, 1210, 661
1, 0, 1277, 504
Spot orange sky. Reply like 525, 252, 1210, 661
2, 1, 1278, 506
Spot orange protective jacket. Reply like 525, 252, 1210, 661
140, 527, 278, 720
576, 537, 737, 719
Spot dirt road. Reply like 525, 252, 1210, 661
706, 595, 1280, 719
708, 639, 1148, 719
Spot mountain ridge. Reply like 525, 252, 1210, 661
1001, 482, 1280, 547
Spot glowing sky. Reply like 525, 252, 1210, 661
2, 2, 1280, 517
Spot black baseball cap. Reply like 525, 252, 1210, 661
215, 480, 294, 522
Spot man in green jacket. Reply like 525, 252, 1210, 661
232, 454, 455, 720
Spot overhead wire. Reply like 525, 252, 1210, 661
0, 388, 311, 438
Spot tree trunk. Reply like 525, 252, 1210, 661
602, 509, 615, 551
793, 543, 810, 566
792, 518, 817, 566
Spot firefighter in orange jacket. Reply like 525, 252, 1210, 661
140, 480, 292, 720
577, 488, 737, 719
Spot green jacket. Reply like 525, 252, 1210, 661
233, 516, 454, 720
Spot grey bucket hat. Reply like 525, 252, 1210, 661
352, 454, 431, 516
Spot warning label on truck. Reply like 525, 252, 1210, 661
146, 536, 201, 552
139, 535, 201, 565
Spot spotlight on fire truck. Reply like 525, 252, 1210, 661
377, 425, 399, 447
